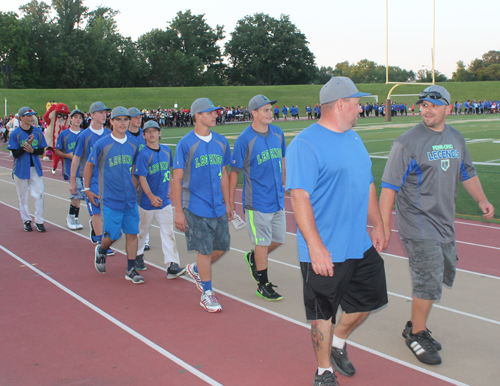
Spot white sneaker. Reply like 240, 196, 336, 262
74, 217, 84, 230
42, 156, 50, 161
186, 263, 203, 292
200, 290, 222, 312
66, 215, 77, 230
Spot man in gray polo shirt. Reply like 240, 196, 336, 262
380, 85, 494, 366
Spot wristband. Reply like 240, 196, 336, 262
83, 187, 91, 192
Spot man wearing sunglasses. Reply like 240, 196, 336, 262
380, 85, 495, 366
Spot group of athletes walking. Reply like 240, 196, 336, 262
7, 77, 495, 386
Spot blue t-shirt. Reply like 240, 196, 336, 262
134, 144, 173, 210
8, 126, 47, 179
286, 123, 373, 263
73, 127, 111, 179
231, 124, 286, 213
126, 129, 146, 152
55, 129, 81, 178
88, 135, 138, 211
174, 131, 231, 218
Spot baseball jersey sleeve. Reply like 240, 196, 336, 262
280, 131, 286, 157
285, 138, 319, 195
231, 136, 246, 171
134, 150, 148, 178
458, 138, 476, 182
381, 140, 412, 192
7, 131, 19, 150
88, 141, 101, 166
73, 134, 85, 157
55, 132, 64, 150
222, 137, 231, 166
173, 141, 187, 170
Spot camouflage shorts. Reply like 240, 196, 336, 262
183, 208, 230, 255
402, 238, 458, 301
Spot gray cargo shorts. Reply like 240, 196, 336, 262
183, 208, 230, 255
402, 238, 458, 301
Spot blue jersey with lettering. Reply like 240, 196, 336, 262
55, 129, 81, 178
231, 124, 286, 213
126, 129, 146, 152
134, 144, 173, 210
88, 135, 138, 211
286, 123, 374, 263
73, 128, 111, 179
8, 126, 47, 179
174, 131, 231, 218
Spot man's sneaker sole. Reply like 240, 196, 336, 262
94, 245, 106, 274
256, 290, 283, 301
200, 302, 222, 312
244, 251, 259, 282
186, 263, 203, 292
125, 275, 145, 284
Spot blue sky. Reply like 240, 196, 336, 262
6, 0, 499, 78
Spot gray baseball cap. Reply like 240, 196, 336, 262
143, 120, 161, 130
248, 95, 277, 112
18, 107, 37, 117
416, 85, 450, 106
89, 101, 111, 114
128, 107, 143, 117
70, 109, 84, 118
110, 106, 130, 119
320, 77, 371, 104
191, 98, 222, 115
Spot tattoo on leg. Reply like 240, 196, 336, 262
311, 321, 324, 352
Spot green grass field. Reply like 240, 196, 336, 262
152, 114, 499, 223
2, 81, 500, 117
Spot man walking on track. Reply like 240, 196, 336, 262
8, 107, 47, 232
172, 98, 233, 313
379, 85, 495, 366
85, 106, 143, 284
286, 77, 388, 386
229, 94, 286, 301
134, 120, 185, 278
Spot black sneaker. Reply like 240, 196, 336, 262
313, 370, 338, 386
125, 267, 145, 284
94, 245, 106, 274
256, 282, 283, 301
89, 219, 98, 244
135, 254, 147, 271
331, 344, 355, 376
245, 250, 259, 282
24, 221, 33, 232
167, 263, 186, 279
35, 223, 46, 232
402, 321, 442, 351
405, 330, 442, 365
144, 243, 150, 251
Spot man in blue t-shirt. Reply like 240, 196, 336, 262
55, 109, 84, 230
134, 120, 185, 278
69, 101, 112, 250
229, 94, 286, 301
8, 107, 47, 232
286, 77, 388, 385
85, 106, 143, 284
281, 105, 288, 120
172, 98, 233, 313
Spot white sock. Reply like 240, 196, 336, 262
332, 334, 346, 349
318, 366, 333, 375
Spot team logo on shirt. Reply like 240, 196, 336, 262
441, 159, 450, 171
427, 144, 459, 162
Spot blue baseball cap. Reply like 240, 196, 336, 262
89, 101, 111, 114
191, 98, 222, 115
18, 107, 37, 117
128, 107, 143, 117
416, 85, 450, 106
249, 95, 278, 112
143, 120, 160, 130
110, 106, 130, 119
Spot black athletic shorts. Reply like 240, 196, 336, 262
300, 246, 388, 323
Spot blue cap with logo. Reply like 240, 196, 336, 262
248, 95, 278, 112
18, 107, 37, 117
128, 107, 143, 117
191, 98, 222, 115
89, 101, 111, 114
110, 106, 130, 119
143, 120, 160, 130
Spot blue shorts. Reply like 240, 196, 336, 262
102, 203, 139, 241
85, 182, 101, 216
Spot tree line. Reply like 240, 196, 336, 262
452, 51, 500, 82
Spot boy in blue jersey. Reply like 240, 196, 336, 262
55, 109, 84, 230
229, 94, 286, 301
69, 102, 113, 254
8, 107, 47, 232
274, 105, 280, 120
128, 107, 150, 251
134, 120, 185, 277
172, 98, 233, 313
281, 105, 288, 120
85, 106, 143, 284
286, 77, 387, 385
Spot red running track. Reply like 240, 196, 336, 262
0, 203, 458, 386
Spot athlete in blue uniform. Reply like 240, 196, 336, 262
287, 77, 387, 385
172, 98, 233, 312
69, 102, 111, 249
85, 106, 143, 284
55, 109, 84, 230
134, 120, 185, 277
8, 107, 47, 232
229, 94, 286, 301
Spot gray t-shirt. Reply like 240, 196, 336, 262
382, 122, 476, 243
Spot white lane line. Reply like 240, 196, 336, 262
0, 201, 482, 386
0, 244, 222, 386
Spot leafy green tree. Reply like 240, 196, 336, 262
452, 60, 473, 82
224, 13, 316, 85
416, 69, 447, 83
